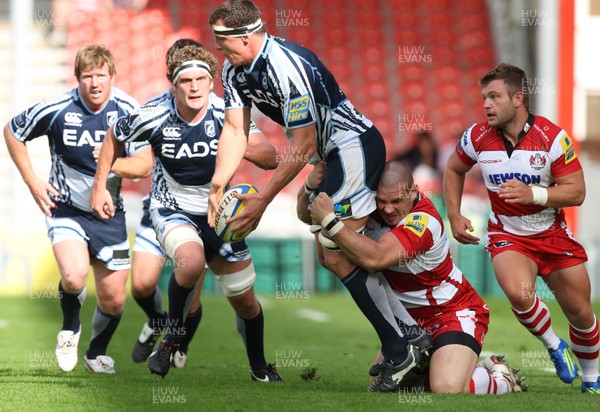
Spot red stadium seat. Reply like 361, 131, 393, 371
398, 64, 425, 82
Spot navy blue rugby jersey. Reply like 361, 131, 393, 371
144, 89, 171, 106
222, 34, 374, 161
114, 93, 260, 215
9, 87, 143, 212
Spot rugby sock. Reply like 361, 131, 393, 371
235, 306, 267, 368
180, 305, 203, 353
343, 267, 409, 364
133, 287, 167, 330
377, 273, 423, 340
511, 295, 560, 350
59, 282, 86, 332
87, 306, 121, 358
569, 316, 600, 382
470, 366, 510, 394
166, 274, 195, 343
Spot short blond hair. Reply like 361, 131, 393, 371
74, 44, 116, 80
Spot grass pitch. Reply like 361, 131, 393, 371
0, 292, 598, 411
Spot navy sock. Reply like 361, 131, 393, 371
59, 282, 85, 332
342, 267, 408, 363
87, 307, 121, 358
236, 306, 267, 369
180, 305, 202, 353
166, 274, 194, 344
134, 287, 167, 328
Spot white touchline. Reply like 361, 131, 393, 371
296, 308, 330, 323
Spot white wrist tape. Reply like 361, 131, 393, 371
531, 186, 548, 206
304, 177, 317, 194
327, 220, 344, 236
321, 212, 344, 236
321, 212, 337, 228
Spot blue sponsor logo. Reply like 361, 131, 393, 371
488, 173, 541, 185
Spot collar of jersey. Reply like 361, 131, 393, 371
243, 33, 270, 74
76, 87, 113, 114
172, 96, 210, 126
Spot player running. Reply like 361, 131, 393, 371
129, 38, 206, 369
444, 63, 600, 393
90, 44, 281, 381
3, 44, 152, 374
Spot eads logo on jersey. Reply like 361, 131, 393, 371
529, 153, 547, 170
404, 213, 429, 237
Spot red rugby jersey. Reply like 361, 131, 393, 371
366, 194, 471, 308
455, 115, 581, 236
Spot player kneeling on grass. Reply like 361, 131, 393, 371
310, 161, 526, 394
90, 45, 282, 381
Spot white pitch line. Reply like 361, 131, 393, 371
0, 319, 8, 328
296, 308, 330, 323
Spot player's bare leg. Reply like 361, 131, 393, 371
131, 251, 168, 363
53, 240, 89, 372
544, 264, 599, 391
493, 251, 579, 383
211, 257, 282, 382
84, 262, 127, 373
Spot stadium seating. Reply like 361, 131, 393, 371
65, 0, 495, 190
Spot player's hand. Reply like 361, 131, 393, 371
498, 179, 534, 205
89, 187, 115, 219
208, 183, 224, 228
305, 161, 327, 191
310, 192, 335, 222
227, 191, 267, 235
92, 145, 101, 163
448, 214, 480, 245
28, 178, 59, 216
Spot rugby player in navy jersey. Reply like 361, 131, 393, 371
129, 38, 277, 369
3, 44, 152, 374
128, 38, 205, 369
207, 0, 419, 386
90, 44, 281, 381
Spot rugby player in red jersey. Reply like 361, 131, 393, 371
444, 63, 599, 393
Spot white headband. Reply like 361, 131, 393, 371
212, 18, 263, 37
172, 60, 213, 84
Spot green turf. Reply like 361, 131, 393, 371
0, 293, 598, 411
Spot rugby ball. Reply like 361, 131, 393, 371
215, 183, 259, 242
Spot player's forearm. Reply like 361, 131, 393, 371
334, 227, 385, 272
544, 176, 585, 208
3, 124, 38, 187
296, 186, 311, 224
443, 167, 467, 218
93, 128, 122, 189
213, 127, 247, 187
111, 157, 151, 179
244, 139, 277, 170
262, 156, 307, 204
111, 146, 152, 179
